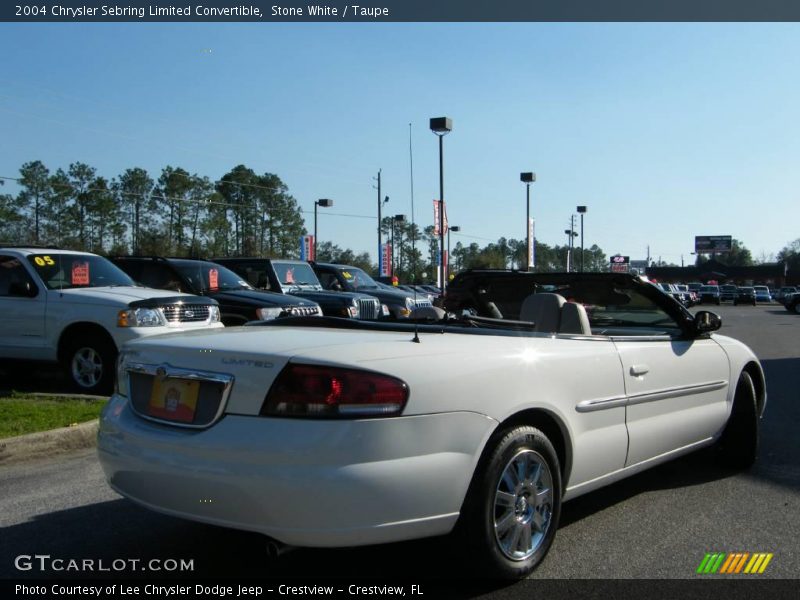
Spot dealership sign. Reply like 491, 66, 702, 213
299, 235, 314, 261
695, 235, 732, 253
610, 255, 630, 273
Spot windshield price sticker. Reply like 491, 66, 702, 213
208, 268, 219, 290
71, 261, 90, 285
342, 271, 353, 279
33, 255, 56, 267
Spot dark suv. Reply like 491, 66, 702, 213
214, 258, 383, 320
311, 262, 432, 319
111, 257, 321, 326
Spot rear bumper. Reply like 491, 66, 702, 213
97, 395, 496, 547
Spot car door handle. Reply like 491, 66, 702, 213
630, 364, 650, 376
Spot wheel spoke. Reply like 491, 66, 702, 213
495, 490, 516, 509
495, 510, 516, 536
505, 521, 523, 554
502, 468, 518, 491
532, 507, 547, 532
535, 486, 552, 508
518, 521, 532, 553
516, 455, 528, 485
528, 462, 542, 487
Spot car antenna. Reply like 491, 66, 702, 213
409, 122, 420, 344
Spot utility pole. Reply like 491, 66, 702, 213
374, 170, 388, 275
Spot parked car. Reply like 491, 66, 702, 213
753, 286, 772, 303
99, 271, 765, 578
719, 284, 738, 303
213, 257, 383, 320
674, 284, 696, 306
776, 286, 798, 303
0, 247, 222, 393
311, 262, 432, 318
734, 287, 756, 306
111, 257, 321, 326
784, 292, 800, 314
698, 284, 721, 305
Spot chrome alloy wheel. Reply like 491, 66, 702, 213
493, 449, 553, 561
71, 347, 103, 388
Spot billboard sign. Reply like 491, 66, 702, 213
695, 235, 732, 253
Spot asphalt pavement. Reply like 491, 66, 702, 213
0, 304, 798, 590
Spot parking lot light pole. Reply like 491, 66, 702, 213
314, 199, 333, 258
521, 173, 536, 271
447, 225, 460, 281
430, 117, 452, 291
577, 205, 587, 272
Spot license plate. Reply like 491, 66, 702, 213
148, 378, 200, 423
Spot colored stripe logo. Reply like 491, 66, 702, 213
697, 552, 773, 574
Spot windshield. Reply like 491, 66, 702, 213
273, 262, 321, 290
700, 286, 718, 292
173, 262, 253, 293
338, 267, 379, 291
27, 253, 135, 290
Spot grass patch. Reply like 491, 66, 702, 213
0, 393, 107, 439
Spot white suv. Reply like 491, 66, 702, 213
0, 247, 223, 394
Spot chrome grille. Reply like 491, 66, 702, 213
285, 305, 320, 317
161, 304, 211, 323
357, 298, 381, 320
413, 298, 433, 309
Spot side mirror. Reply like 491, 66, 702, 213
8, 280, 38, 298
694, 310, 721, 334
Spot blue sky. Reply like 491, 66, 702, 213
1, 23, 798, 264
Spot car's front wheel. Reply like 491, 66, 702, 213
63, 334, 116, 395
717, 371, 759, 469
459, 425, 561, 578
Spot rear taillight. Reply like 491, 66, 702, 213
262, 364, 409, 418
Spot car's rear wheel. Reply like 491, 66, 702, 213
458, 426, 561, 578
63, 334, 116, 395
717, 371, 759, 469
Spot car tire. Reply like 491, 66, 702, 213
458, 425, 561, 579
63, 333, 116, 395
716, 299, 721, 305
716, 371, 759, 470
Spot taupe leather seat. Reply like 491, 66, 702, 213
560, 301, 592, 335
520, 293, 565, 332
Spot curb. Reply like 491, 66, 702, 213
0, 419, 99, 465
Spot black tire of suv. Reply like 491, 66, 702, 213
457, 425, 561, 579
716, 371, 759, 470
63, 333, 117, 395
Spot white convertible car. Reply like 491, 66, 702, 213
98, 271, 766, 578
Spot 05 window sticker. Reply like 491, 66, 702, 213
33, 255, 55, 267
